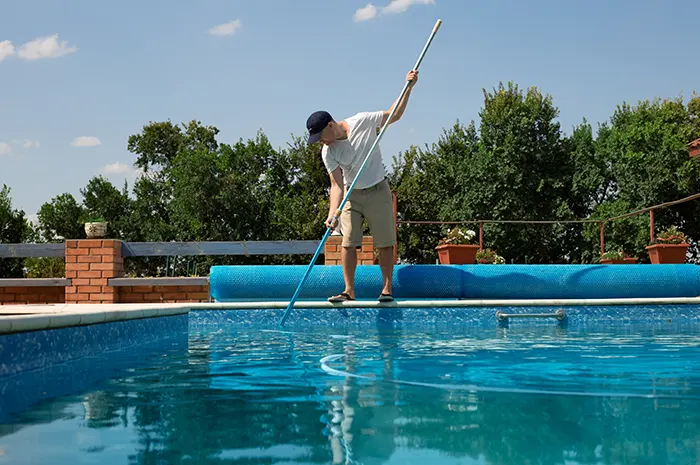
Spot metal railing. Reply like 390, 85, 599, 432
1, 192, 698, 262
397, 192, 700, 255
0, 240, 321, 259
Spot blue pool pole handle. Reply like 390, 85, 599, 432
279, 19, 443, 327
278, 226, 334, 327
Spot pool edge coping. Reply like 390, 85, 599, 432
188, 296, 700, 309
2, 297, 700, 334
0, 304, 191, 335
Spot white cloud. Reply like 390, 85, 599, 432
208, 19, 242, 37
0, 139, 39, 153
0, 40, 15, 63
383, 0, 435, 15
17, 34, 77, 60
354, 0, 435, 21
71, 136, 101, 147
101, 162, 143, 179
354, 4, 378, 22
101, 162, 131, 175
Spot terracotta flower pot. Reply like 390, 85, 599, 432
435, 244, 480, 264
645, 243, 688, 264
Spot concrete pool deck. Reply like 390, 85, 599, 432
2, 296, 700, 334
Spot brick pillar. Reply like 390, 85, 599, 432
324, 236, 375, 265
65, 240, 123, 303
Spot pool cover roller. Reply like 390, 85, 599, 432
209, 264, 700, 301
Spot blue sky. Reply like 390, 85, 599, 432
1, 0, 699, 220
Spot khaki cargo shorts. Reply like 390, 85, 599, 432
339, 178, 396, 249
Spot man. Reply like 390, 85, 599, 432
305, 70, 418, 303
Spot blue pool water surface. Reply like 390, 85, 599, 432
1, 310, 700, 464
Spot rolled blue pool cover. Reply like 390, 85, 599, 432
460, 264, 700, 299
209, 264, 700, 301
209, 264, 464, 301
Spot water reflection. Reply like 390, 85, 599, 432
1, 325, 700, 464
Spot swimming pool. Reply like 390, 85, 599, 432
1, 306, 700, 464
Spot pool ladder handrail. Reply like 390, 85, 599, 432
495, 309, 566, 322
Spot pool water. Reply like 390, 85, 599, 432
2, 317, 700, 464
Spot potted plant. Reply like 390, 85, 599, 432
646, 226, 689, 264
600, 249, 637, 264
85, 217, 108, 239
435, 226, 479, 264
476, 248, 505, 264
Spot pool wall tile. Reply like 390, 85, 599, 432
0, 313, 188, 378
188, 304, 700, 329
0, 322, 188, 420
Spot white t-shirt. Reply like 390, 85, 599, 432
321, 111, 387, 189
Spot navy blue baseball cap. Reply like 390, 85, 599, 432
306, 110, 333, 144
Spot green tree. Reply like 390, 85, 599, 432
391, 83, 587, 264
16, 88, 700, 269
561, 119, 615, 263
389, 125, 476, 264
214, 131, 276, 242
473, 82, 578, 263
126, 120, 184, 243
587, 95, 700, 261
267, 137, 330, 236
121, 120, 222, 276
81, 176, 132, 239
167, 129, 276, 272
0, 185, 31, 277
128, 120, 218, 173
126, 120, 220, 243
123, 120, 332, 274
37, 193, 85, 242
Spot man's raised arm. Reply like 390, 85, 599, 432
381, 70, 419, 127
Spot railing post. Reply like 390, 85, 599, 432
479, 222, 484, 250
392, 191, 398, 264
649, 209, 655, 242
599, 222, 605, 256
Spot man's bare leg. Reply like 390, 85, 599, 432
340, 246, 357, 299
378, 246, 394, 295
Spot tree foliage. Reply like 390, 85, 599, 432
81, 176, 131, 239
390, 85, 700, 264
0, 185, 31, 277
5, 84, 700, 277
37, 193, 85, 242
585, 96, 700, 261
